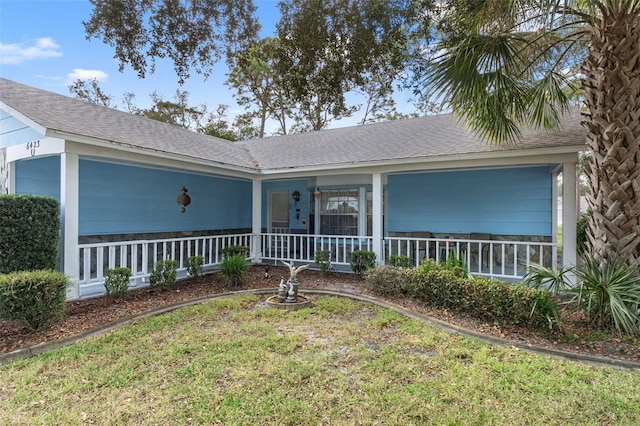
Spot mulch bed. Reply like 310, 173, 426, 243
1, 266, 639, 365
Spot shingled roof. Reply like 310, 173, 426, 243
1, 78, 587, 174
0, 78, 255, 171
238, 111, 586, 172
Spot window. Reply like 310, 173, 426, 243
319, 189, 358, 235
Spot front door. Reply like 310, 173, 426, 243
269, 191, 290, 232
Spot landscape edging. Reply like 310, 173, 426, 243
2, 288, 639, 371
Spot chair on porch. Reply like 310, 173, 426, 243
466, 232, 492, 269
411, 231, 433, 261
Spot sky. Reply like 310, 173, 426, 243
0, 0, 286, 128
0, 0, 416, 132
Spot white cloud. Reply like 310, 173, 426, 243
0, 37, 63, 64
66, 69, 108, 84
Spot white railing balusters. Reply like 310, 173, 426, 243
76, 232, 554, 298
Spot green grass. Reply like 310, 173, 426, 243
1, 295, 639, 425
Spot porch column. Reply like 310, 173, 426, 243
61, 153, 80, 300
8, 160, 15, 194
251, 179, 262, 263
562, 161, 578, 270
372, 173, 384, 264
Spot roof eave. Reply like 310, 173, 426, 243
254, 144, 587, 176
46, 128, 259, 176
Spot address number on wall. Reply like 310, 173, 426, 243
26, 140, 40, 156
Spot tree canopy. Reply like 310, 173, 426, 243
274, 0, 433, 131
84, 0, 260, 84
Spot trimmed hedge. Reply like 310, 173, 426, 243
186, 255, 204, 277
0, 270, 69, 330
0, 194, 60, 273
366, 264, 559, 331
149, 260, 178, 289
104, 267, 132, 298
366, 265, 415, 296
350, 250, 376, 278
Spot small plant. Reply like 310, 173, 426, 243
222, 245, 250, 259
186, 255, 204, 277
314, 250, 331, 272
388, 254, 412, 268
350, 250, 376, 278
572, 255, 640, 335
149, 259, 178, 289
523, 263, 574, 296
104, 267, 131, 298
219, 254, 249, 286
441, 251, 469, 278
0, 270, 69, 330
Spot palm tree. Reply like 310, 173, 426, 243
421, 0, 640, 267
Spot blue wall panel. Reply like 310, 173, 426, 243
0, 111, 44, 148
79, 160, 252, 235
387, 166, 553, 236
15, 156, 60, 200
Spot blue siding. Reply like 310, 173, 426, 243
79, 160, 252, 235
0, 111, 44, 148
262, 179, 309, 230
387, 167, 553, 236
15, 156, 61, 200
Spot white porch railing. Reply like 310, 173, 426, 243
77, 232, 555, 298
385, 236, 557, 280
260, 233, 374, 266
78, 233, 252, 298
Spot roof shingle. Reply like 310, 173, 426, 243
1, 78, 586, 174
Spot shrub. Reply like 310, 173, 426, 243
104, 267, 131, 298
411, 268, 467, 310
409, 266, 559, 330
350, 250, 376, 278
573, 256, 640, 335
0, 195, 60, 273
0, 270, 69, 330
186, 255, 204, 277
366, 265, 414, 296
467, 276, 559, 329
219, 254, 249, 287
222, 245, 250, 259
388, 254, 412, 268
314, 250, 331, 272
149, 259, 178, 289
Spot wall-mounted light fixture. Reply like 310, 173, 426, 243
314, 188, 322, 199
177, 186, 191, 213
292, 190, 300, 204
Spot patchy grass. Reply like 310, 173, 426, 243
1, 295, 638, 425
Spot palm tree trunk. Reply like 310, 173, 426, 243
581, 7, 640, 266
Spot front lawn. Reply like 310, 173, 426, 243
1, 295, 638, 425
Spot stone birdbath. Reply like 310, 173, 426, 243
266, 261, 312, 310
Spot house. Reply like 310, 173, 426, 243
0, 78, 586, 299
